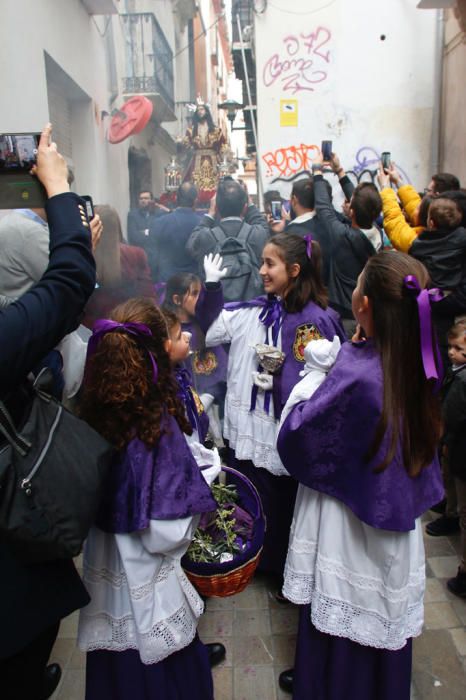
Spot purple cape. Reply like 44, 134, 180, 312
196, 285, 346, 410
277, 340, 444, 532
96, 414, 217, 533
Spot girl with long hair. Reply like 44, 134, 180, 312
196, 234, 346, 589
277, 251, 444, 699
77, 298, 220, 700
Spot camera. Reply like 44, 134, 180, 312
0, 132, 46, 208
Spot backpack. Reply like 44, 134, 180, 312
210, 222, 263, 302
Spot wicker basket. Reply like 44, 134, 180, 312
182, 466, 266, 598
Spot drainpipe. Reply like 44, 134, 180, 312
236, 12, 263, 206
431, 9, 445, 175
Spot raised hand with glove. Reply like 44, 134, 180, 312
203, 253, 228, 284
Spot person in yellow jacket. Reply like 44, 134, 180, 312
377, 164, 432, 253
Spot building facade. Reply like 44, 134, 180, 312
0, 0, 231, 229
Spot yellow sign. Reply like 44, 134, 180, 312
280, 99, 298, 127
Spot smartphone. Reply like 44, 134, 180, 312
0, 132, 46, 209
82, 195, 95, 221
321, 140, 332, 162
381, 152, 391, 172
271, 200, 282, 220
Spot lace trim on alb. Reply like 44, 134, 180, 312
79, 603, 199, 664
285, 538, 425, 604
83, 560, 175, 601
311, 591, 423, 651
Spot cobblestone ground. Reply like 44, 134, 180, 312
50, 509, 466, 700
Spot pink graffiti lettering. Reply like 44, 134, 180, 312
262, 143, 320, 179
262, 27, 332, 94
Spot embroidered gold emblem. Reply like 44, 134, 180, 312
190, 387, 205, 415
192, 350, 218, 376
293, 324, 323, 361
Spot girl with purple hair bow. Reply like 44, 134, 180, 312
277, 251, 444, 699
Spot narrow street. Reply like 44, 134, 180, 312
50, 511, 466, 699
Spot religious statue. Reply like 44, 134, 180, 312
178, 101, 228, 202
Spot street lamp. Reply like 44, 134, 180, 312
218, 99, 244, 129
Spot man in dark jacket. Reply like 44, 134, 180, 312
0, 125, 96, 699
269, 156, 354, 285
126, 189, 166, 249
312, 152, 382, 330
147, 182, 201, 282
186, 179, 270, 300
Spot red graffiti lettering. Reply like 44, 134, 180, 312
262, 27, 332, 93
262, 144, 320, 179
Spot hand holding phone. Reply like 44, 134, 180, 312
34, 124, 69, 198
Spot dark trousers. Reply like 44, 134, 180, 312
0, 622, 59, 700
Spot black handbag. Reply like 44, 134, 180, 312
0, 370, 113, 562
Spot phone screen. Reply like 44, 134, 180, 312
381, 152, 391, 171
321, 140, 332, 162
0, 132, 46, 209
271, 200, 282, 220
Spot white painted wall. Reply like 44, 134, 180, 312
254, 0, 438, 199
0, 0, 189, 227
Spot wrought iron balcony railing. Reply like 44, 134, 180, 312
121, 12, 174, 113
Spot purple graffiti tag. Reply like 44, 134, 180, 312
262, 27, 332, 94
351, 147, 411, 183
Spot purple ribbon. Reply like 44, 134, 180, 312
303, 234, 312, 260
403, 275, 443, 384
87, 319, 159, 383
175, 366, 201, 434
154, 282, 166, 305
250, 298, 283, 417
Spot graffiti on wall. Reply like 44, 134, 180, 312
262, 27, 332, 94
262, 143, 412, 185
262, 143, 321, 181
350, 147, 411, 184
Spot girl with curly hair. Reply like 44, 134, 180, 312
77, 298, 222, 700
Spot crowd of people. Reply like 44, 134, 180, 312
1, 124, 465, 700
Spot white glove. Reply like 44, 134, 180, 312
204, 253, 228, 283
252, 371, 274, 391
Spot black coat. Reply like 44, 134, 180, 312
313, 175, 377, 319
441, 365, 466, 481
0, 193, 95, 658
410, 226, 466, 367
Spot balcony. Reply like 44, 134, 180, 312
121, 13, 176, 123
82, 0, 118, 13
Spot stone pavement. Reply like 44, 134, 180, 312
49, 509, 466, 699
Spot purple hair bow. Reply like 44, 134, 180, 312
403, 275, 443, 384
87, 319, 158, 383
303, 234, 312, 259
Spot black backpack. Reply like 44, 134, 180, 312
210, 222, 263, 302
